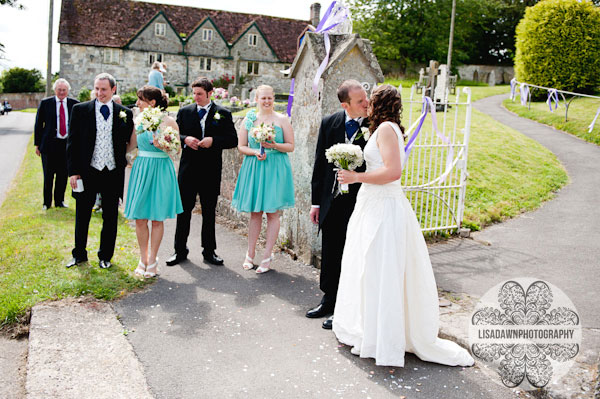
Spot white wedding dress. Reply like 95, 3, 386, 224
332, 122, 474, 368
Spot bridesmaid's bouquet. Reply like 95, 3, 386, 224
250, 123, 276, 156
154, 126, 181, 156
326, 143, 364, 194
134, 106, 164, 134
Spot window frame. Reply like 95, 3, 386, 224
247, 61, 259, 75
148, 52, 164, 66
155, 22, 166, 37
248, 34, 258, 47
103, 48, 120, 65
202, 28, 213, 42
200, 57, 212, 72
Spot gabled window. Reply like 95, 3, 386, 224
103, 48, 120, 65
247, 61, 259, 75
200, 57, 212, 71
202, 29, 213, 41
148, 53, 164, 66
248, 34, 258, 47
155, 23, 166, 37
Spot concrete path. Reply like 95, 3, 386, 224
0, 111, 35, 399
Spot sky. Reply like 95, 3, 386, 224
0, 0, 321, 78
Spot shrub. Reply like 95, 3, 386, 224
164, 85, 175, 97
0, 67, 44, 93
211, 74, 234, 89
78, 88, 91, 102
515, 0, 600, 95
120, 89, 138, 106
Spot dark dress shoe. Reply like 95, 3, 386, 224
306, 303, 334, 319
166, 253, 187, 266
65, 257, 86, 268
322, 316, 334, 330
99, 260, 112, 269
57, 202, 68, 208
203, 252, 224, 265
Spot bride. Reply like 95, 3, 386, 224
334, 84, 474, 367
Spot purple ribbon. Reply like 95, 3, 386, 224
589, 105, 600, 133
520, 83, 529, 107
510, 78, 517, 100
547, 89, 559, 112
287, 78, 294, 117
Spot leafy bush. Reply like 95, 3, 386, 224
164, 85, 175, 97
515, 0, 600, 95
78, 88, 91, 102
169, 94, 189, 106
211, 74, 234, 89
0, 67, 44, 93
120, 89, 138, 106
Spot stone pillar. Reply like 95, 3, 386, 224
310, 3, 321, 28
286, 32, 384, 265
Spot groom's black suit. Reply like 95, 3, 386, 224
66, 100, 134, 262
312, 110, 368, 308
174, 102, 237, 256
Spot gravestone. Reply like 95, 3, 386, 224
286, 32, 384, 265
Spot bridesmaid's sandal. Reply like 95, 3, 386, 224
134, 260, 146, 276
144, 258, 159, 278
256, 255, 274, 274
242, 252, 255, 271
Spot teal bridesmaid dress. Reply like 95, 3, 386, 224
232, 110, 295, 213
125, 129, 183, 221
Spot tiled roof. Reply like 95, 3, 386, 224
58, 0, 310, 63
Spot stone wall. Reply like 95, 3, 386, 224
185, 19, 229, 58
0, 92, 45, 110
230, 25, 279, 63
457, 65, 514, 85
128, 14, 183, 54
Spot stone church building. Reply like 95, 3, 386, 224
58, 0, 321, 96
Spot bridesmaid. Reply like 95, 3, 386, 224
125, 86, 183, 278
231, 85, 295, 273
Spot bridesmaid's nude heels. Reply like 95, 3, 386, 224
144, 258, 159, 278
242, 252, 255, 271
256, 254, 274, 274
134, 259, 146, 276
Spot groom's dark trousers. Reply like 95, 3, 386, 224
312, 111, 367, 308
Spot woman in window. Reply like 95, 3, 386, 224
232, 85, 295, 274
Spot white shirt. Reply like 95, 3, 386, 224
55, 96, 69, 139
196, 102, 212, 137
91, 100, 116, 171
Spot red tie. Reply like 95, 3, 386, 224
59, 100, 67, 137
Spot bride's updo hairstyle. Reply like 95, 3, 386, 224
137, 85, 168, 110
368, 84, 406, 140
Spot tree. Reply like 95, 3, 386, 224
0, 0, 23, 8
515, 0, 600, 94
0, 67, 44, 93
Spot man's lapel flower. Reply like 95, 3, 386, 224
119, 110, 127, 123
213, 111, 221, 121
361, 127, 371, 141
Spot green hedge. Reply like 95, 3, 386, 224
515, 0, 600, 96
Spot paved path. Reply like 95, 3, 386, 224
0, 111, 34, 399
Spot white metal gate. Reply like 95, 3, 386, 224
400, 86, 472, 234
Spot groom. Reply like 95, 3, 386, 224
166, 77, 237, 266
66, 73, 134, 269
308, 80, 369, 329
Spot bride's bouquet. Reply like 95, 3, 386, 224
325, 143, 364, 194
154, 126, 181, 156
134, 106, 164, 134
250, 123, 276, 156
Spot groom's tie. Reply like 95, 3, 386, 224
198, 108, 207, 138
345, 119, 359, 140
100, 104, 110, 121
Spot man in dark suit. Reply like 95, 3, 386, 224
34, 78, 79, 210
307, 80, 369, 329
166, 77, 237, 266
65, 73, 134, 269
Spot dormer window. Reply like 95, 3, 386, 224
202, 29, 213, 41
155, 23, 166, 37
248, 34, 257, 47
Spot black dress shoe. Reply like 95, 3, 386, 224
99, 260, 112, 269
306, 303, 334, 319
166, 252, 187, 266
203, 252, 224, 265
65, 257, 86, 268
322, 316, 334, 330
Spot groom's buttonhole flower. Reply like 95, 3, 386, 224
119, 110, 127, 122
214, 111, 222, 120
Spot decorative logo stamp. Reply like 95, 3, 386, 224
468, 278, 581, 390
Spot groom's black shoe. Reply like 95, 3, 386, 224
166, 252, 187, 266
322, 316, 334, 330
306, 303, 334, 319
203, 251, 224, 266
65, 257, 86, 268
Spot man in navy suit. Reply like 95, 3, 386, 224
34, 78, 79, 210
65, 73, 133, 269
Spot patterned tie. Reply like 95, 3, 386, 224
100, 104, 110, 121
198, 107, 207, 138
59, 100, 67, 137
345, 119, 359, 140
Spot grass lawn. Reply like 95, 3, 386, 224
0, 136, 149, 328
503, 97, 600, 146
17, 108, 38, 113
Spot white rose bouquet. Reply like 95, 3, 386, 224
250, 123, 276, 156
154, 126, 181, 156
134, 106, 164, 134
325, 143, 364, 194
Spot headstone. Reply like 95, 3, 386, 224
435, 64, 448, 103
241, 88, 250, 101
488, 70, 496, 86
287, 32, 384, 264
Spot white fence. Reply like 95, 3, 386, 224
400, 85, 472, 234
